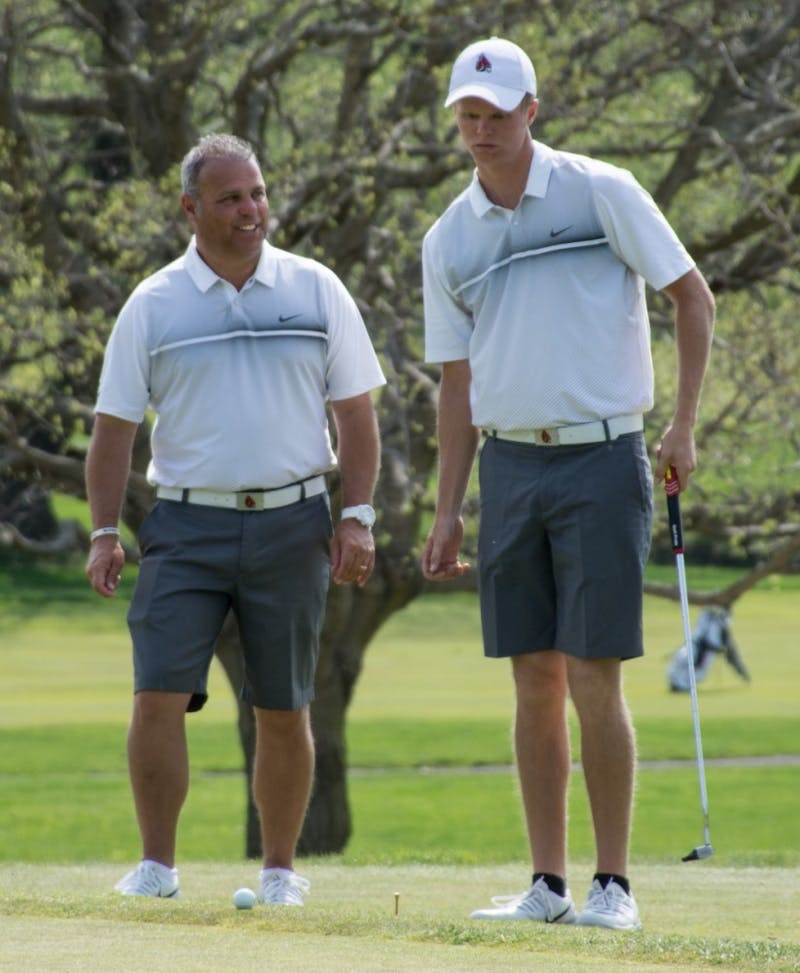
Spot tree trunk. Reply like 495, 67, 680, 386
213, 614, 261, 858
0, 481, 58, 540
301, 580, 391, 854
214, 546, 423, 858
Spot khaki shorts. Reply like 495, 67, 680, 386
477, 433, 652, 660
127, 493, 332, 711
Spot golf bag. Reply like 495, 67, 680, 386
667, 606, 750, 692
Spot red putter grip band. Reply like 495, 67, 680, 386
665, 466, 684, 554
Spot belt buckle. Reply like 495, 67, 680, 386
236, 491, 264, 511
535, 427, 559, 446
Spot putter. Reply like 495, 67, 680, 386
665, 466, 714, 862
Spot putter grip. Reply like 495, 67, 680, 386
665, 466, 683, 554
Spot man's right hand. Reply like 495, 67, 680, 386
86, 537, 126, 598
421, 517, 471, 581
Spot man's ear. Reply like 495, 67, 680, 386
180, 193, 196, 221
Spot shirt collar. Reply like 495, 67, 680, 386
183, 236, 277, 292
468, 140, 554, 217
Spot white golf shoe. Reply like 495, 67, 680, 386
576, 878, 641, 930
114, 859, 179, 897
470, 876, 576, 923
259, 867, 310, 906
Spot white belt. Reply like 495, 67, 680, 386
488, 414, 643, 447
156, 475, 327, 511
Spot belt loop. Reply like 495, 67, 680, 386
181, 488, 190, 503
300, 480, 307, 501
602, 419, 611, 442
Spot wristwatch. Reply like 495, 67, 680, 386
340, 504, 376, 529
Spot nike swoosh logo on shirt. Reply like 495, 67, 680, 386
549, 225, 573, 238
278, 313, 302, 323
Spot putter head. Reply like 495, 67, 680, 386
682, 843, 713, 862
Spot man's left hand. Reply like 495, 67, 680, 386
655, 422, 697, 491
330, 519, 375, 587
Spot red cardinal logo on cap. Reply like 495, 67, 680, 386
475, 53, 492, 73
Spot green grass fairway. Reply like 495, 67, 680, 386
1, 863, 798, 972
1, 560, 799, 968
1, 567, 799, 866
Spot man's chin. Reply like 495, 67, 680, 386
234, 233, 266, 251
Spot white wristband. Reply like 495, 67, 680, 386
90, 526, 120, 542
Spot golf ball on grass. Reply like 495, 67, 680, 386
233, 887, 257, 909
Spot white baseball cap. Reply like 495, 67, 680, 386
445, 37, 537, 111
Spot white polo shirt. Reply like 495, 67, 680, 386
96, 238, 386, 490
423, 141, 695, 430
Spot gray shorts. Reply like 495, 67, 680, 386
127, 494, 332, 712
477, 433, 653, 660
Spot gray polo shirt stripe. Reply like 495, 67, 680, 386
452, 236, 610, 297
150, 328, 329, 358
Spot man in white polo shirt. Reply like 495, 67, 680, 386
422, 38, 714, 929
85, 134, 385, 905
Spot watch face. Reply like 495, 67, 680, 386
344, 504, 375, 527
356, 505, 376, 527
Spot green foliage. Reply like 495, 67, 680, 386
1, 1, 798, 568
89, 175, 187, 294
1, 1, 799, 567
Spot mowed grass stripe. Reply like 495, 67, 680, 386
1, 757, 797, 866
1, 863, 799, 972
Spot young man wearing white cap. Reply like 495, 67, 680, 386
421, 38, 714, 930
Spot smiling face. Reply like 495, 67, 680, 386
181, 155, 269, 287
453, 96, 538, 170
